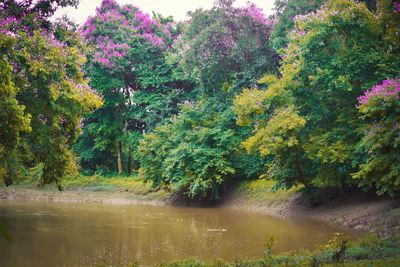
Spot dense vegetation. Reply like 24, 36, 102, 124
0, 0, 102, 188
1, 0, 399, 201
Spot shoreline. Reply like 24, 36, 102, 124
0, 187, 167, 207
223, 191, 400, 235
1, 186, 400, 235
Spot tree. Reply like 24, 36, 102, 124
138, 0, 276, 199
234, 0, 400, 190
175, 0, 277, 92
0, 7, 102, 186
353, 79, 400, 196
138, 102, 239, 199
78, 0, 191, 175
234, 75, 310, 188
0, 34, 31, 185
270, 0, 324, 51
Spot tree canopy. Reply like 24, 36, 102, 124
1, 0, 399, 200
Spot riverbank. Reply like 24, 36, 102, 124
225, 179, 400, 236
1, 177, 400, 235
0, 175, 170, 206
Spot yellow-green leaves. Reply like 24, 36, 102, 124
234, 88, 270, 126
304, 133, 352, 164
0, 33, 32, 184
242, 106, 306, 156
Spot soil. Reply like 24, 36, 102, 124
222, 189, 400, 235
0, 187, 166, 206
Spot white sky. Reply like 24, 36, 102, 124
53, 0, 276, 25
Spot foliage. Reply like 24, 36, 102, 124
353, 78, 400, 196
234, 0, 400, 192
234, 179, 302, 205
138, 102, 243, 199
0, 34, 31, 185
0, 0, 79, 33
269, 0, 379, 51
0, 6, 102, 186
2, 0, 400, 201
77, 0, 192, 175
270, 0, 324, 51
234, 75, 310, 188
174, 0, 277, 92
137, 0, 277, 199
60, 174, 157, 194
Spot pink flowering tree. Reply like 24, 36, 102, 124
353, 78, 400, 195
0, 0, 79, 32
394, 1, 400, 12
80, 0, 174, 69
175, 0, 276, 92
77, 0, 191, 175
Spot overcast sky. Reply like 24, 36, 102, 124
53, 0, 276, 25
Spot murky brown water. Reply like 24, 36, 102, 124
0, 200, 353, 266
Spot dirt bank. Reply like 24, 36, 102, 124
0, 187, 168, 206
223, 186, 400, 236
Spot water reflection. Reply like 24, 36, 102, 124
0, 201, 353, 266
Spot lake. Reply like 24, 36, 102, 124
0, 200, 353, 266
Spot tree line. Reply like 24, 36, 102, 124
0, 0, 399, 199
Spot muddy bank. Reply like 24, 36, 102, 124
223, 189, 400, 235
0, 187, 167, 206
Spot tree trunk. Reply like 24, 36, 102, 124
117, 141, 123, 175
294, 150, 305, 184
127, 146, 132, 175
133, 160, 139, 171
4, 177, 12, 187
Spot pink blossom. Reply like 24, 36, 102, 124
394, 2, 400, 13
80, 0, 171, 68
357, 78, 400, 105
238, 3, 271, 26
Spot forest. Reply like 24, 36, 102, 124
1, 0, 399, 201
1, 0, 400, 266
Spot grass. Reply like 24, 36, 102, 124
11, 173, 171, 201
234, 179, 302, 205
60, 174, 172, 200
61, 174, 152, 193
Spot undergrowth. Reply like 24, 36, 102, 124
234, 179, 302, 205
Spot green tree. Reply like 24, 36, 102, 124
0, 10, 102, 185
234, 0, 400, 190
270, 0, 324, 51
138, 0, 275, 199
0, 34, 31, 185
139, 102, 239, 199
234, 75, 309, 188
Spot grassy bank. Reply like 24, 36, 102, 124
156, 234, 400, 267
232, 179, 302, 206
3, 174, 170, 203
61, 174, 153, 192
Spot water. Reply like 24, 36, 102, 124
0, 200, 353, 266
